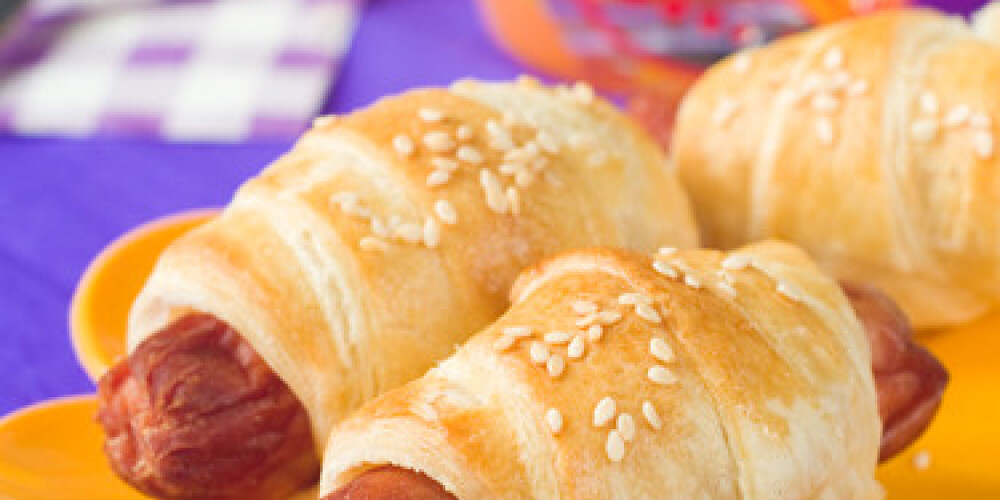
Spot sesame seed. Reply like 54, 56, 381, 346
536, 131, 560, 154
393, 134, 415, 157
529, 341, 549, 364
586, 324, 604, 342
567, 335, 585, 359
342, 202, 371, 218
418, 108, 445, 123
671, 260, 693, 273
733, 52, 751, 73
486, 120, 515, 151
778, 87, 804, 106
650, 337, 675, 363
971, 111, 991, 129
456, 145, 484, 164
910, 118, 938, 142
525, 156, 549, 172
387, 214, 402, 231
544, 331, 572, 344
359, 236, 389, 252
539, 157, 556, 175
572, 81, 595, 104
423, 131, 456, 152
503, 325, 533, 338
395, 222, 423, 244
423, 217, 441, 248
587, 150, 608, 168
777, 280, 806, 302
575, 314, 598, 327
617, 413, 636, 442
506, 144, 537, 163
547, 354, 566, 378
606, 430, 625, 462
594, 397, 616, 427
642, 401, 662, 430
722, 253, 752, 270
494, 334, 516, 351
572, 300, 599, 315
618, 292, 649, 306
332, 192, 370, 217
653, 259, 679, 278
530, 156, 548, 172
920, 91, 938, 114
712, 97, 739, 126
823, 46, 843, 69
370, 216, 389, 237
717, 281, 737, 296
546, 408, 563, 434
847, 79, 868, 97
480, 168, 508, 214
648, 365, 678, 385
801, 73, 822, 94
815, 117, 835, 145
597, 310, 622, 324
430, 156, 459, 172
426, 169, 451, 187
434, 199, 458, 225
658, 246, 678, 256
912, 450, 931, 470
635, 303, 661, 323
455, 124, 473, 141
512, 169, 533, 187
684, 274, 702, 289
974, 130, 994, 159
498, 163, 518, 176
811, 92, 839, 113
506, 186, 521, 215
944, 104, 971, 127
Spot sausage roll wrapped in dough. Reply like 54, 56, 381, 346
96, 77, 699, 499
670, 6, 1000, 329
320, 242, 947, 500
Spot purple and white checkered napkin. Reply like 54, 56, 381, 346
0, 0, 360, 141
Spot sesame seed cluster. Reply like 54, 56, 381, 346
493, 248, 813, 464
495, 289, 675, 463
716, 46, 868, 147
327, 80, 607, 253
720, 44, 996, 160
910, 90, 994, 159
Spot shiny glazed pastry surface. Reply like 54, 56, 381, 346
670, 6, 1000, 328
320, 242, 923, 500
98, 77, 698, 498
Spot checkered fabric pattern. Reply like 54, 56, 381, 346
0, 0, 360, 141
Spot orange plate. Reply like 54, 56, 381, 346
68, 208, 218, 381
1, 210, 998, 497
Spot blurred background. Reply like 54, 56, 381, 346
0, 0, 989, 417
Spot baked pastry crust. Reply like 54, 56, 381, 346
127, 78, 698, 450
321, 242, 882, 499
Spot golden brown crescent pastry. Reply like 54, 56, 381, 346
320, 242, 895, 499
671, 6, 1000, 329
97, 77, 698, 499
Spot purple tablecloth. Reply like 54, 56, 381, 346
0, 0, 983, 416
